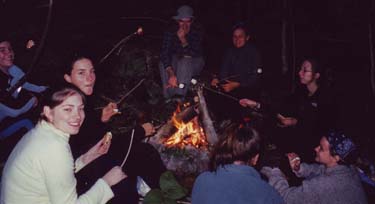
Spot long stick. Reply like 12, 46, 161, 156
203, 86, 239, 102
116, 78, 145, 104
5, 0, 53, 97
100, 27, 142, 64
120, 129, 135, 168
94, 78, 145, 110
218, 74, 241, 82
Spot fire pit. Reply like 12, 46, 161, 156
148, 107, 210, 176
148, 86, 218, 176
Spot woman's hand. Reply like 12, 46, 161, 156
239, 98, 258, 108
287, 152, 301, 172
221, 80, 240, 92
101, 102, 119, 122
142, 122, 156, 137
277, 114, 298, 127
81, 135, 111, 165
102, 166, 127, 187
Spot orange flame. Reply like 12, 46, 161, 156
164, 105, 208, 148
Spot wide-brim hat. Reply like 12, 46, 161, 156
172, 5, 194, 20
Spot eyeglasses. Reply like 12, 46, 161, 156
178, 19, 192, 23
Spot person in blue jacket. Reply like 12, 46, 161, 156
192, 122, 284, 204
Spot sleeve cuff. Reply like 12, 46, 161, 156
96, 178, 114, 200
74, 156, 86, 173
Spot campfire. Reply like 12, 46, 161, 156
148, 86, 218, 176
164, 105, 208, 149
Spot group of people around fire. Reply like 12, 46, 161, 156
0, 4, 373, 204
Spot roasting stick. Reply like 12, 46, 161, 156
94, 78, 145, 110
120, 129, 135, 168
203, 85, 240, 102
116, 78, 145, 105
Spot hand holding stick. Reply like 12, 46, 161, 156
95, 78, 145, 112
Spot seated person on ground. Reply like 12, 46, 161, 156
240, 58, 338, 161
63, 54, 166, 204
211, 22, 262, 98
261, 130, 367, 204
192, 122, 284, 204
1, 86, 126, 204
159, 5, 204, 99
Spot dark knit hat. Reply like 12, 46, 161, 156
326, 130, 356, 161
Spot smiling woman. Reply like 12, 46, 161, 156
41, 87, 86, 135
0, 86, 127, 204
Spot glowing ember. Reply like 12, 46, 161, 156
164, 106, 208, 148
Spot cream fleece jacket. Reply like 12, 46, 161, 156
0, 121, 114, 204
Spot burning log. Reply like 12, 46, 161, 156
147, 89, 214, 175
150, 103, 207, 149
197, 85, 218, 145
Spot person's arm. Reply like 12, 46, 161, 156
8, 65, 46, 96
41, 142, 114, 204
160, 31, 174, 69
22, 82, 47, 93
0, 97, 36, 120
75, 136, 111, 172
221, 80, 240, 93
261, 167, 322, 204
219, 50, 231, 80
294, 163, 325, 179
101, 102, 120, 123
218, 49, 241, 92
239, 98, 261, 110
276, 91, 301, 127
276, 114, 298, 127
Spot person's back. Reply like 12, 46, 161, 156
192, 123, 283, 204
192, 164, 283, 204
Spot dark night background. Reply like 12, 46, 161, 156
2, 0, 375, 157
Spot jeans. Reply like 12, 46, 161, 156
159, 55, 204, 98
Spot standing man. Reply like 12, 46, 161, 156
159, 5, 204, 99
